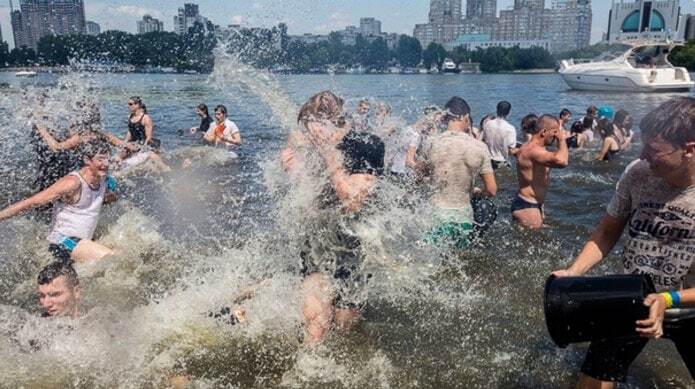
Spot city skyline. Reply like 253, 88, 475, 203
2, 0, 695, 49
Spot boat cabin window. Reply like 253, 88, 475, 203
629, 46, 671, 68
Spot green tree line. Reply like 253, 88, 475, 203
5, 25, 692, 73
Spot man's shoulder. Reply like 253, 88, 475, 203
620, 159, 650, 181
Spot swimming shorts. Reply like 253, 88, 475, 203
424, 208, 475, 249
581, 317, 695, 382
510, 195, 543, 214
48, 235, 81, 263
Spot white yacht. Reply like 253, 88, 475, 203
14, 70, 37, 77
441, 58, 459, 74
559, 42, 693, 92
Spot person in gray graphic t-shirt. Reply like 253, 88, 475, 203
553, 97, 695, 388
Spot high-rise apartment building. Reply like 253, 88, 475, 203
360, 17, 382, 36
174, 3, 206, 34
466, 0, 497, 19
546, 0, 592, 53
86, 20, 100, 36
10, 0, 86, 50
496, 6, 547, 41
607, 0, 681, 43
138, 15, 164, 34
514, 0, 545, 9
429, 0, 462, 24
686, 14, 695, 40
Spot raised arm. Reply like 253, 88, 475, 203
36, 123, 82, 152
0, 175, 80, 221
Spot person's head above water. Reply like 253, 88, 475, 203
357, 99, 370, 115
214, 105, 228, 123
127, 96, 146, 114
521, 114, 539, 135
196, 103, 209, 118
80, 138, 111, 177
374, 102, 391, 120
613, 109, 633, 132
337, 130, 385, 176
638, 97, 695, 181
37, 261, 80, 318
443, 96, 471, 128
570, 120, 585, 134
533, 114, 561, 145
496, 101, 511, 118
297, 91, 345, 127
559, 108, 572, 122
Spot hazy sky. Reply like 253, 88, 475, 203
1, 0, 695, 49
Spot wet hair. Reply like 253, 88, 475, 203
37, 261, 79, 288
582, 116, 594, 130
570, 120, 585, 134
297, 91, 344, 125
444, 96, 471, 123
613, 109, 631, 129
640, 97, 695, 146
521, 114, 539, 135
559, 108, 572, 119
80, 138, 111, 161
214, 105, 227, 116
599, 119, 615, 138
537, 114, 560, 133
336, 130, 385, 176
358, 99, 370, 107
496, 101, 511, 117
129, 96, 147, 114
587, 105, 598, 116
197, 103, 209, 116
424, 105, 441, 116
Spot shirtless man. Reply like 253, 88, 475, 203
511, 114, 569, 229
0, 140, 117, 262
37, 261, 80, 318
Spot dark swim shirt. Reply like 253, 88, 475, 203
337, 130, 385, 176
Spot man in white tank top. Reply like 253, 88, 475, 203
0, 140, 117, 263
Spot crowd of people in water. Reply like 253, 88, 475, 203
0, 87, 693, 388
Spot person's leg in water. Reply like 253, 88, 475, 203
71, 239, 115, 262
301, 273, 335, 346
147, 152, 172, 173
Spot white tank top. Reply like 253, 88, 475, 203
48, 172, 105, 242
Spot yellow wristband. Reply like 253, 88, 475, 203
661, 292, 674, 309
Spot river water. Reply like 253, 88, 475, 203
0, 63, 693, 388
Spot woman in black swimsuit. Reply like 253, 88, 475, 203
596, 119, 621, 161
116, 96, 171, 173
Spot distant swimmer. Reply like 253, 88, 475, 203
388, 106, 443, 178
203, 105, 242, 157
37, 261, 80, 318
566, 120, 590, 149
512, 114, 569, 229
419, 96, 498, 247
558, 108, 572, 130
520, 114, 538, 143
353, 99, 371, 132
0, 140, 117, 262
595, 119, 621, 161
189, 103, 213, 137
613, 109, 635, 151
483, 100, 518, 170
116, 96, 171, 173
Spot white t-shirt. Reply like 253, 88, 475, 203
205, 118, 240, 142
482, 118, 517, 163
607, 159, 695, 292
389, 126, 421, 175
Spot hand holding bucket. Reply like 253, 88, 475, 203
544, 274, 655, 348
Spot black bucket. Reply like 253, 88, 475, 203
544, 274, 655, 348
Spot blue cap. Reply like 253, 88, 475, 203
597, 106, 614, 120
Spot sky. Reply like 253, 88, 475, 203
1, 0, 695, 49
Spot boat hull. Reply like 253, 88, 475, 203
560, 72, 694, 92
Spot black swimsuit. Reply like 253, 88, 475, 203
128, 114, 147, 144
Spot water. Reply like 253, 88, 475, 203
0, 66, 693, 388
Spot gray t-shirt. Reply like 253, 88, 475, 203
607, 159, 695, 292
423, 131, 493, 212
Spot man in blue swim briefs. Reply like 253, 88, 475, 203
512, 114, 569, 229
